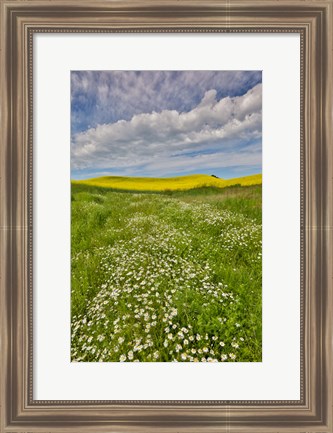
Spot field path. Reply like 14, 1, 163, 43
71, 188, 262, 362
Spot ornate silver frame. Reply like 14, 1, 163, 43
1, 1, 332, 431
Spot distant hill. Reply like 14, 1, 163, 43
72, 173, 262, 192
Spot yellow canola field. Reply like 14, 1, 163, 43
72, 173, 262, 192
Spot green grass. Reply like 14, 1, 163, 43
71, 183, 262, 362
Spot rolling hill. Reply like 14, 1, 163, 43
72, 173, 262, 192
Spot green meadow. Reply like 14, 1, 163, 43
71, 175, 262, 362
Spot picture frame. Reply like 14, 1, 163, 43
0, 0, 332, 432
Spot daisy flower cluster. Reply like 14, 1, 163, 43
71, 191, 261, 362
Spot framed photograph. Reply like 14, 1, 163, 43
70, 69, 263, 364
1, 0, 332, 432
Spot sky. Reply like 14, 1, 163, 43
71, 71, 262, 180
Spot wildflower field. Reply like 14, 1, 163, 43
71, 181, 262, 362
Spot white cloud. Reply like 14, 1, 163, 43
71, 83, 262, 175
71, 71, 262, 130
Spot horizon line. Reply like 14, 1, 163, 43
71, 172, 262, 181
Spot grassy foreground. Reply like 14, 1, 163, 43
71, 183, 262, 362
72, 173, 262, 192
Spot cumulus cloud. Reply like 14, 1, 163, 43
71, 70, 262, 135
71, 82, 262, 177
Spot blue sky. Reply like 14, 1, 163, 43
71, 71, 262, 179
